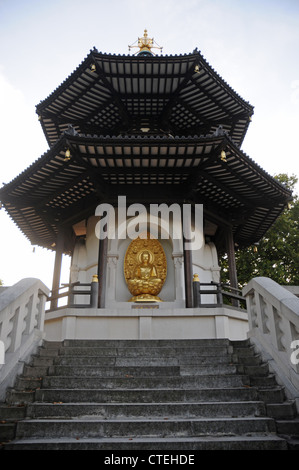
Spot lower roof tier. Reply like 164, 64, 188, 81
0, 132, 292, 253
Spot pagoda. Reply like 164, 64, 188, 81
0, 31, 292, 341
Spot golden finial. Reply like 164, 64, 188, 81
129, 29, 163, 56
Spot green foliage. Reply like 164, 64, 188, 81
220, 174, 299, 287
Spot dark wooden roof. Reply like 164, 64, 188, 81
0, 131, 291, 253
36, 49, 254, 148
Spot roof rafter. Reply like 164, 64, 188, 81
158, 59, 199, 128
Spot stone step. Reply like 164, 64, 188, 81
14, 377, 43, 391
0, 404, 26, 443
0, 422, 16, 442
30, 356, 57, 367
233, 345, 257, 356
62, 338, 231, 348
5, 434, 288, 450
276, 417, 299, 437
25, 364, 180, 378
13, 373, 249, 391
42, 341, 62, 349
15, 416, 277, 440
232, 354, 262, 366
266, 401, 297, 419
33, 352, 263, 368
26, 400, 267, 419
286, 439, 299, 450
23, 365, 50, 377
236, 363, 269, 377
41, 364, 238, 377
57, 356, 236, 367
33, 386, 260, 404
34, 374, 249, 390
51, 354, 235, 367
37, 348, 60, 357
0, 404, 26, 420
5, 390, 36, 405
249, 375, 278, 388
257, 387, 285, 404
37, 342, 232, 357
57, 346, 231, 357
1, 338, 296, 451
230, 340, 251, 348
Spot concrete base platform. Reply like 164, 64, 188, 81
44, 305, 249, 342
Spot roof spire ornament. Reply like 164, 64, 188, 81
129, 29, 163, 56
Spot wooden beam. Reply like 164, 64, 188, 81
159, 59, 198, 127
182, 210, 193, 308
225, 226, 239, 307
184, 244, 193, 308
50, 230, 65, 310
97, 223, 108, 308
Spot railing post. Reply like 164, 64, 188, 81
192, 274, 201, 308
98, 223, 108, 308
7, 306, 23, 354
90, 275, 99, 308
225, 226, 239, 307
217, 283, 223, 306
51, 230, 65, 310
183, 210, 193, 308
68, 283, 75, 307
36, 291, 46, 330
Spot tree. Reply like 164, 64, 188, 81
220, 174, 299, 288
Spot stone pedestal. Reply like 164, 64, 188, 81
44, 305, 249, 342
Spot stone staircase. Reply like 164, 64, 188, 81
1, 338, 299, 450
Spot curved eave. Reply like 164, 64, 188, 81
36, 50, 254, 149
0, 133, 291, 252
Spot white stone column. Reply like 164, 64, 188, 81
172, 253, 185, 302
106, 253, 119, 302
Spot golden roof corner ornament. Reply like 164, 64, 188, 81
129, 29, 163, 56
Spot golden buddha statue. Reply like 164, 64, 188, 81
124, 234, 167, 302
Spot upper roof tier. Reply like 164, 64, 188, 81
36, 48, 254, 148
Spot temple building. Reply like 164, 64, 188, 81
0, 31, 292, 341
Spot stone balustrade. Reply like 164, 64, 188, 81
0, 278, 50, 400
243, 277, 299, 411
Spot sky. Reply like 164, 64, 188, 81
0, 0, 298, 288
